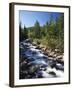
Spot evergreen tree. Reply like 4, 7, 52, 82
23, 25, 28, 39
19, 22, 24, 41
56, 14, 64, 52
34, 21, 41, 38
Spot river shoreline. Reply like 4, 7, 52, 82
32, 41, 64, 64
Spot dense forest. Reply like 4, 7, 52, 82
19, 14, 64, 53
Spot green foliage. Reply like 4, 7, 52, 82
19, 13, 64, 53
19, 22, 24, 41
34, 20, 41, 38
23, 25, 28, 39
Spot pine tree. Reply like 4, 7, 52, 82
19, 22, 24, 41
23, 25, 28, 39
34, 20, 41, 38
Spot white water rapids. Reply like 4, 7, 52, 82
19, 39, 64, 79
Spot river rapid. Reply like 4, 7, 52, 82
19, 39, 64, 79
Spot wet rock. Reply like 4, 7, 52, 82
37, 70, 56, 78
55, 49, 60, 53
42, 55, 48, 60
56, 55, 63, 60
19, 55, 28, 63
27, 57, 35, 62
20, 62, 28, 71
32, 51, 37, 55
53, 54, 57, 58
28, 64, 40, 74
55, 63, 64, 71
20, 45, 24, 50
19, 70, 28, 79
24, 39, 32, 43
36, 41, 41, 45
35, 45, 41, 49
50, 61, 56, 68
43, 52, 48, 56
39, 44, 44, 49
48, 71, 56, 76
20, 60, 27, 66
42, 47, 46, 51
48, 52, 55, 57
56, 59, 64, 65
48, 57, 54, 60
32, 42, 37, 46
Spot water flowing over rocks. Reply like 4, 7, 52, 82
19, 39, 64, 79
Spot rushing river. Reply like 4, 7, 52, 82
19, 39, 64, 79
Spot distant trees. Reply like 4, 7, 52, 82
34, 21, 41, 38
19, 23, 28, 41
19, 13, 64, 52
55, 14, 64, 52
23, 25, 28, 39
19, 22, 24, 41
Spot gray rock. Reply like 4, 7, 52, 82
56, 55, 63, 60
32, 42, 37, 46
48, 52, 55, 57
48, 71, 56, 76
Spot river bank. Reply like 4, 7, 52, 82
32, 40, 64, 64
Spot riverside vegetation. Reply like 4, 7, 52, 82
19, 14, 64, 60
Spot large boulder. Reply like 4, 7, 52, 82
48, 52, 55, 57
32, 42, 37, 46
24, 39, 32, 43
56, 55, 63, 60
55, 49, 60, 53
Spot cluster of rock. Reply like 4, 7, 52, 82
19, 39, 64, 79
32, 42, 64, 64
